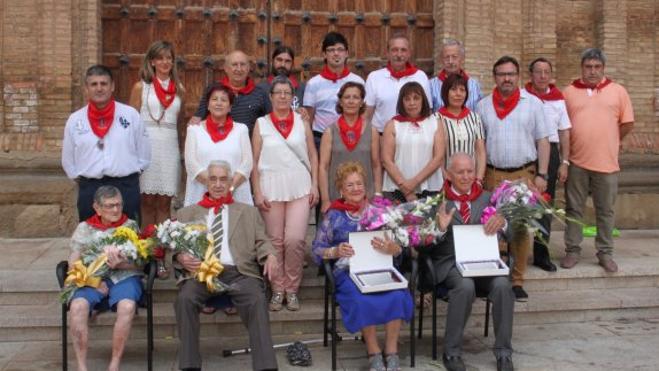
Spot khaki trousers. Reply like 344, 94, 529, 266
485, 164, 536, 287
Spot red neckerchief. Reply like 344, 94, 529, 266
337, 115, 363, 152
152, 78, 177, 108
320, 65, 350, 83
524, 82, 564, 102
393, 114, 427, 126
86, 213, 128, 231
267, 75, 299, 89
438, 69, 470, 82
220, 76, 255, 95
439, 106, 470, 120
386, 62, 419, 80
270, 111, 294, 139
328, 198, 363, 213
443, 180, 483, 223
571, 77, 612, 92
87, 99, 116, 139
206, 115, 234, 143
492, 87, 521, 120
197, 192, 234, 214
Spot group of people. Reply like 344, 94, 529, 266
61, 29, 633, 371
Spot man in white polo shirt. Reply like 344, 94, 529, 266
363, 33, 431, 134
303, 32, 364, 149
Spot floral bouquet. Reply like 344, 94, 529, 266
482, 180, 573, 244
360, 193, 445, 248
140, 224, 169, 279
156, 219, 228, 293
60, 226, 152, 303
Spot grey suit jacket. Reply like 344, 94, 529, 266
175, 202, 275, 280
426, 191, 493, 285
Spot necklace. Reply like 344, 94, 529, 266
145, 82, 167, 124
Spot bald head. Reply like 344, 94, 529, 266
224, 50, 250, 86
446, 153, 476, 194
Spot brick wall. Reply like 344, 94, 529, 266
0, 0, 657, 154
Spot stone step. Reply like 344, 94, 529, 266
3, 286, 659, 343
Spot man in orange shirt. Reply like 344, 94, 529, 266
561, 48, 634, 272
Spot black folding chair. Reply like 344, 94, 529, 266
322, 257, 418, 370
56, 260, 156, 371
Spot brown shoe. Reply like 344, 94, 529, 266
286, 292, 300, 311
598, 257, 618, 273
269, 291, 284, 311
560, 254, 580, 269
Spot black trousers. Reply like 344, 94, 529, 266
77, 173, 141, 221
534, 143, 560, 247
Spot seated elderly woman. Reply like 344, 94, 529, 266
312, 161, 413, 371
67, 185, 144, 371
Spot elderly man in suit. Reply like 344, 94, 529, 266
174, 160, 278, 371
427, 153, 515, 371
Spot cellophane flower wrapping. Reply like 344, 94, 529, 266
359, 193, 445, 249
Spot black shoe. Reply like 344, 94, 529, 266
497, 355, 514, 371
533, 257, 557, 272
512, 286, 528, 302
442, 353, 466, 371
533, 245, 557, 272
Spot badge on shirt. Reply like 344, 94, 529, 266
119, 116, 130, 128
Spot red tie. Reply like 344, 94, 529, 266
459, 201, 470, 224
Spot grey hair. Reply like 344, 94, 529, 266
581, 48, 607, 66
270, 75, 296, 96
447, 152, 476, 171
207, 160, 233, 177
93, 185, 122, 205
442, 39, 465, 57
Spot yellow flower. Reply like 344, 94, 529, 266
113, 226, 139, 244
136, 239, 151, 260
185, 224, 207, 232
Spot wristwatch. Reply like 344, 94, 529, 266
536, 173, 549, 181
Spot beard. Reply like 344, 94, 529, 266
272, 67, 290, 77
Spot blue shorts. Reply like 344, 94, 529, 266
71, 275, 143, 314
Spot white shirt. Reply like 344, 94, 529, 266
538, 96, 572, 143
476, 89, 550, 168
206, 207, 235, 266
364, 68, 432, 132
382, 115, 443, 193
61, 101, 151, 179
303, 72, 365, 133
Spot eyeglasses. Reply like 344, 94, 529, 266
325, 47, 347, 54
495, 72, 518, 78
272, 90, 293, 96
100, 202, 123, 210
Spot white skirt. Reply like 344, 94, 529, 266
140, 124, 181, 196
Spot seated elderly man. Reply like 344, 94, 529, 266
427, 153, 515, 371
68, 185, 143, 371
174, 160, 278, 371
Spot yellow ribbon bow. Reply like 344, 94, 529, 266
64, 254, 108, 288
195, 244, 224, 292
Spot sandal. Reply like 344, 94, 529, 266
201, 306, 217, 315
223, 306, 238, 315
368, 353, 386, 371
385, 353, 401, 371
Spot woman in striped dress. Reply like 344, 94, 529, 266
436, 73, 486, 183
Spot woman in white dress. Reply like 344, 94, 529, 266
382, 81, 445, 203
184, 85, 253, 206
130, 40, 184, 227
252, 76, 318, 312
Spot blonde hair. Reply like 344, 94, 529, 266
334, 161, 367, 191
139, 40, 185, 95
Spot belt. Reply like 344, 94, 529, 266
79, 172, 139, 182
486, 161, 535, 173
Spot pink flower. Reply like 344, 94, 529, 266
480, 206, 497, 224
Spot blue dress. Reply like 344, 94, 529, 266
312, 209, 413, 333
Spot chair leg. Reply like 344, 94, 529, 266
147, 292, 153, 371
432, 289, 437, 360
417, 293, 424, 339
62, 304, 68, 371
410, 290, 415, 367
484, 298, 491, 337
331, 294, 337, 371
323, 277, 329, 347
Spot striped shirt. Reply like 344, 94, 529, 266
439, 110, 485, 166
429, 76, 483, 112
194, 82, 271, 133
476, 89, 550, 168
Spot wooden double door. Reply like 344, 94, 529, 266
102, 0, 435, 121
